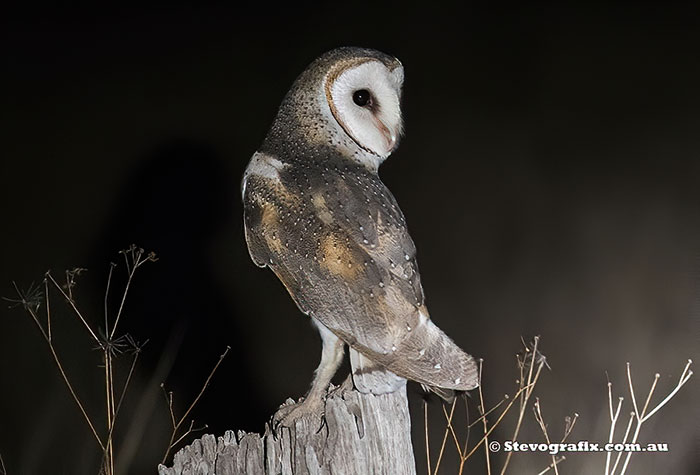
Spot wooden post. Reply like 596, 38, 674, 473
158, 385, 416, 475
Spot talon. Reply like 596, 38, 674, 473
273, 396, 325, 428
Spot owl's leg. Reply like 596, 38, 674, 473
274, 319, 345, 427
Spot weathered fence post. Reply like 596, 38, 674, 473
158, 385, 416, 475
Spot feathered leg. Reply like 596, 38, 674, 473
274, 319, 345, 427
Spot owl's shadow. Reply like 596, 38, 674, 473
88, 138, 266, 438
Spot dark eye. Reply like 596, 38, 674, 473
352, 89, 371, 107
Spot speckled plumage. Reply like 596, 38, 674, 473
242, 48, 477, 405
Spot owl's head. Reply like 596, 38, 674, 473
263, 47, 405, 171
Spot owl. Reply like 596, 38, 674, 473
242, 47, 478, 425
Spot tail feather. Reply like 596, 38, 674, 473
421, 384, 457, 403
386, 310, 479, 393
344, 309, 479, 398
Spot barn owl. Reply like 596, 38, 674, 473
242, 47, 478, 425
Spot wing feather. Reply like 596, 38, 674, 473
243, 152, 477, 391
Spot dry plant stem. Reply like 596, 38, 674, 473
110, 246, 154, 338
533, 398, 559, 475
500, 337, 544, 475
101, 252, 152, 475
443, 404, 462, 457
532, 399, 576, 475
424, 401, 432, 475
104, 351, 115, 475
454, 384, 535, 474
161, 346, 231, 464
477, 359, 491, 475
467, 397, 505, 430
172, 420, 209, 448
444, 400, 461, 451
635, 359, 692, 421
9, 247, 156, 475
460, 382, 536, 462
110, 252, 137, 338
0, 452, 6, 475
44, 277, 51, 341
45, 272, 101, 344
104, 263, 115, 338
560, 413, 578, 445
605, 381, 624, 475
537, 456, 565, 475
434, 399, 460, 474
40, 337, 104, 449
609, 412, 634, 475
617, 360, 693, 475
101, 352, 140, 471
458, 396, 472, 475
164, 389, 177, 428
20, 289, 105, 450
461, 394, 510, 472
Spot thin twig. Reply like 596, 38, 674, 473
104, 263, 116, 335
618, 360, 693, 474
468, 396, 506, 429
641, 360, 692, 421
44, 278, 51, 342
12, 281, 48, 341
47, 340, 103, 449
561, 412, 578, 443
424, 400, 432, 475
9, 248, 156, 475
45, 272, 101, 345
23, 303, 104, 450
161, 385, 177, 429
626, 363, 640, 421
477, 359, 491, 475
500, 337, 544, 475
537, 456, 566, 475
605, 379, 623, 475
172, 421, 209, 448
458, 394, 472, 475
462, 381, 536, 461
104, 350, 114, 475
101, 351, 140, 471
435, 399, 461, 475
174, 346, 230, 434
533, 398, 559, 475
111, 248, 138, 339
610, 411, 634, 475
110, 246, 156, 339
161, 346, 231, 464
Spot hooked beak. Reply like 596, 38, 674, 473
373, 115, 398, 155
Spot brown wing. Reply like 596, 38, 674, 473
243, 152, 477, 391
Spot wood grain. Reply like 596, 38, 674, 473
158, 386, 416, 475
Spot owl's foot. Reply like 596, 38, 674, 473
273, 395, 325, 429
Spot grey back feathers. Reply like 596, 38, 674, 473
243, 47, 478, 399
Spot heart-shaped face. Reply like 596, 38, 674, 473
325, 58, 404, 161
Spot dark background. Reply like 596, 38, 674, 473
1, 2, 698, 474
